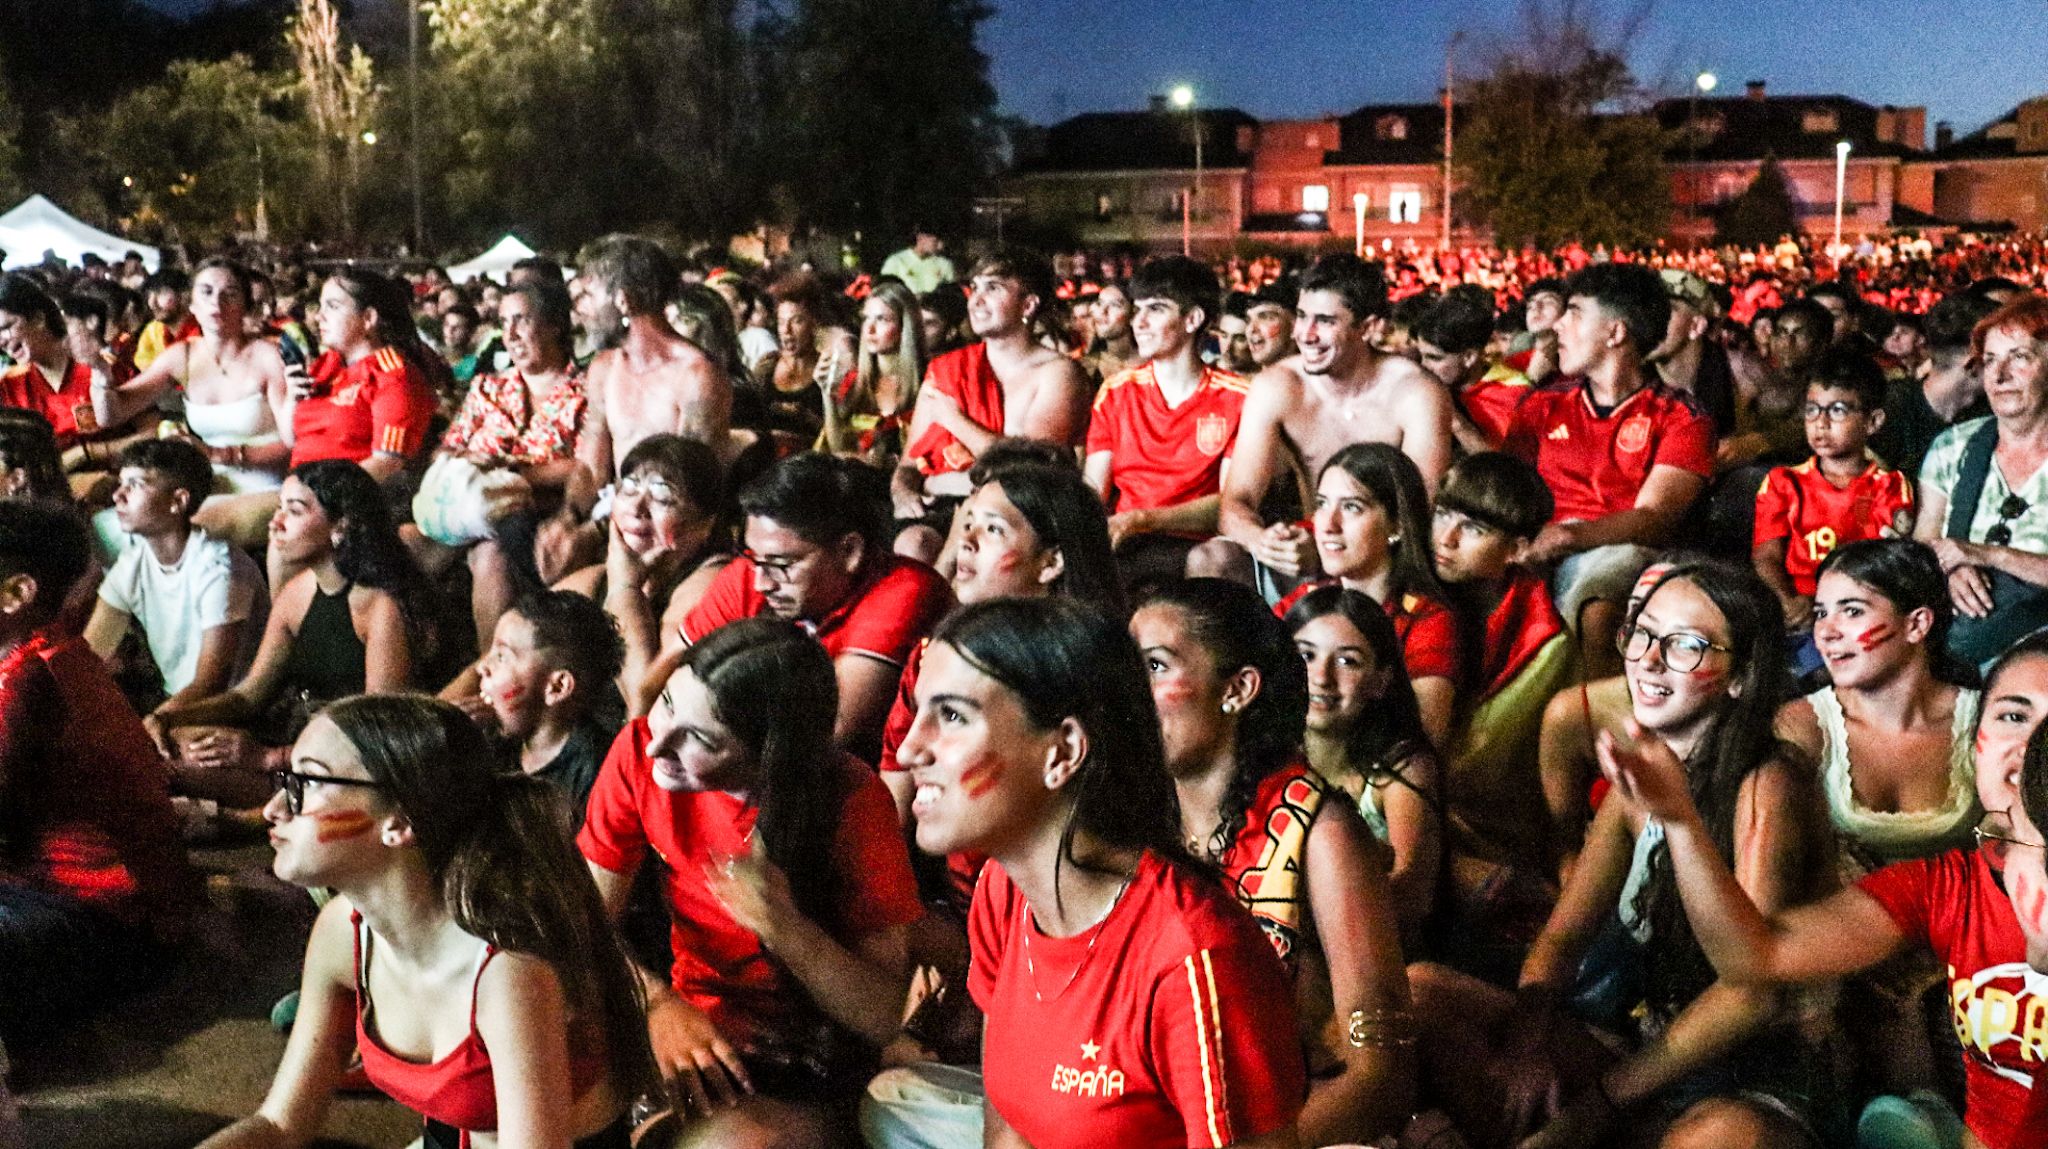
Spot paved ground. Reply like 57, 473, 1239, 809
13, 841, 421, 1149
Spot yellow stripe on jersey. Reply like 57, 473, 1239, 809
378, 425, 407, 453
375, 347, 402, 373
1093, 365, 1148, 409
1183, 951, 1227, 1148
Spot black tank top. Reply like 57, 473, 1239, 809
282, 580, 367, 704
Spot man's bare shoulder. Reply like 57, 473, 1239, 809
1024, 348, 1088, 390
1247, 357, 1308, 404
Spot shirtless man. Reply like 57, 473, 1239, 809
890, 249, 1090, 561
538, 234, 731, 583
1193, 252, 1453, 588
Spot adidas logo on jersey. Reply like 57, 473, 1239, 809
1547, 425, 1571, 441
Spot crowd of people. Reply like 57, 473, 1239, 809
4, 224, 2048, 1149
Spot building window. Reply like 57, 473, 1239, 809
1305, 131, 1322, 150
1801, 108, 1840, 134
1375, 115, 1408, 141
1389, 188, 1423, 223
1095, 193, 1114, 220
1302, 184, 1331, 213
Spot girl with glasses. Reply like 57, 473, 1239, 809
203, 694, 653, 1149
1598, 626, 2048, 1149
1411, 558, 1838, 1149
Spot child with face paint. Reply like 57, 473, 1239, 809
476, 590, 626, 831
1413, 559, 1839, 1149
209, 695, 652, 1149
1135, 578, 1415, 1146
1597, 631, 2048, 1149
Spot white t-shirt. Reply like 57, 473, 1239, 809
739, 325, 779, 372
98, 527, 264, 695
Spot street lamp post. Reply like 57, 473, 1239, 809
1834, 139, 1852, 259
1441, 32, 1461, 252
1171, 85, 1200, 257
1688, 71, 1717, 242
1354, 192, 1368, 257
407, 0, 424, 253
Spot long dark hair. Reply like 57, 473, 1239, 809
292, 460, 439, 655
1318, 442, 1448, 605
977, 462, 1126, 615
1816, 538, 1969, 685
934, 598, 1189, 910
2006, 633, 2048, 835
1143, 579, 1308, 864
0, 410, 72, 504
327, 267, 436, 379
680, 618, 847, 922
1632, 558, 1799, 1017
1283, 584, 1433, 770
322, 694, 655, 1097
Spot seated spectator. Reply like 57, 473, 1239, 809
1286, 585, 1442, 944
1722, 296, 1830, 473
1079, 281, 1138, 383
84, 439, 265, 716
753, 274, 830, 439
440, 301, 493, 386
1503, 276, 1565, 383
915, 286, 966, 359
1416, 285, 1531, 453
1413, 559, 1836, 1149
0, 274, 125, 461
1083, 255, 1248, 595
1428, 453, 1578, 965
90, 261, 291, 543
1278, 443, 1463, 747
579, 619, 921, 1144
1214, 290, 1256, 375
1135, 578, 1416, 1145
892, 249, 1090, 563
1916, 295, 2048, 669
679, 452, 952, 758
0, 409, 101, 628
889, 597, 1305, 1149
410, 278, 588, 652
132, 269, 197, 372
0, 499, 196, 1045
1595, 631, 2048, 1149
287, 267, 439, 483
821, 280, 925, 466
1752, 348, 1915, 658
148, 461, 433, 807
475, 590, 625, 831
1778, 539, 1979, 1107
1507, 263, 1714, 677
1242, 279, 1298, 370
1872, 292, 1995, 479
200, 695, 653, 1149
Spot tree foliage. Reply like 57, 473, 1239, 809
1453, 0, 1670, 248
290, 0, 381, 240
57, 55, 310, 244
1715, 156, 1801, 248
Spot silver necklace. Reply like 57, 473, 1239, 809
1022, 874, 1134, 1003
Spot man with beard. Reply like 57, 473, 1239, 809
538, 234, 731, 582
891, 249, 1090, 561
1193, 253, 1452, 593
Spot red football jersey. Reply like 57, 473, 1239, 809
681, 553, 953, 668
968, 852, 1306, 1149
1085, 363, 1248, 519
1753, 457, 1914, 596
1858, 849, 2048, 1149
903, 343, 1004, 476
0, 359, 100, 445
290, 347, 437, 468
577, 721, 923, 1045
1505, 379, 1715, 523
1459, 363, 1533, 450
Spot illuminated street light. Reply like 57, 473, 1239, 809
1695, 71, 1717, 94
1169, 85, 1194, 110
1834, 139, 1852, 256
1168, 85, 1201, 255
361, 130, 378, 146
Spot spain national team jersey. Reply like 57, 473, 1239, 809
968, 852, 1305, 1149
0, 359, 100, 446
1753, 455, 1915, 595
1085, 362, 1248, 520
904, 342, 1005, 476
1505, 379, 1716, 523
289, 347, 437, 468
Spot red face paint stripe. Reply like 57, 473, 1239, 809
960, 761, 1003, 798
311, 810, 375, 843
1855, 624, 1894, 651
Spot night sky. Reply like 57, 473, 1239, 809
138, 0, 2047, 137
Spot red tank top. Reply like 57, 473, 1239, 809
351, 911, 605, 1141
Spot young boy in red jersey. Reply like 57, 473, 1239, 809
1752, 349, 1915, 639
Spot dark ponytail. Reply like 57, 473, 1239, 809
323, 694, 656, 1098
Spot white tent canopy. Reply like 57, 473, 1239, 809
0, 195, 159, 272
449, 234, 537, 282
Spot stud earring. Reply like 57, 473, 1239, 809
1387, 533, 1401, 546
1221, 701, 1237, 715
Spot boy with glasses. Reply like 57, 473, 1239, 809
1753, 349, 1914, 639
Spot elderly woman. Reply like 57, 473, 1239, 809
1915, 294, 2048, 669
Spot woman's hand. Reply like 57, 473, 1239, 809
1496, 992, 1566, 1137
179, 726, 268, 773
607, 515, 648, 591
645, 991, 754, 1114
705, 834, 798, 948
141, 711, 175, 759
1595, 721, 1699, 825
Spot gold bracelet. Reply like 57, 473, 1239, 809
1347, 1007, 1417, 1050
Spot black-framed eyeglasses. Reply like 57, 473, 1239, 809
1986, 494, 2030, 548
272, 769, 384, 816
1802, 401, 1865, 423
1616, 624, 1730, 674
